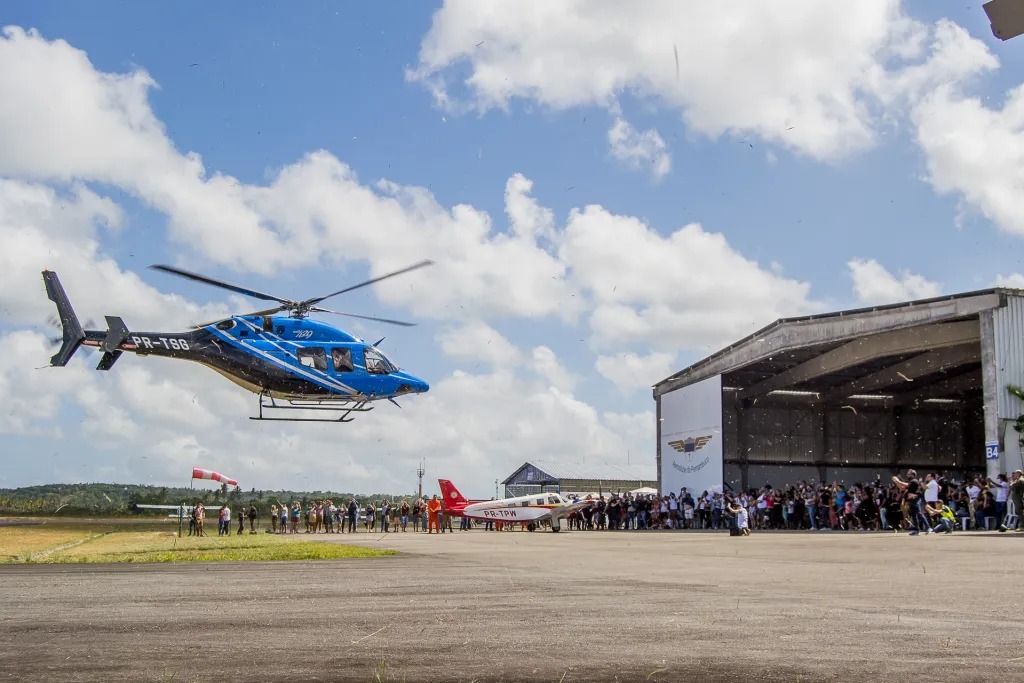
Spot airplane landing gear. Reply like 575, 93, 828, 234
527, 522, 536, 532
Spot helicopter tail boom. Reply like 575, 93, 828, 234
42, 270, 86, 367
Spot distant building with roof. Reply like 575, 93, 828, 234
501, 460, 658, 498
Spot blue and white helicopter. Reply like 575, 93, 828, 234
42, 261, 432, 423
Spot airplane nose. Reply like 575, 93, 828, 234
417, 379, 430, 393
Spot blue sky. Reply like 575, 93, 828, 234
1, 2, 1023, 497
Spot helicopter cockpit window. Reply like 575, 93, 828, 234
363, 347, 394, 374
215, 320, 235, 331
297, 347, 328, 371
332, 348, 354, 372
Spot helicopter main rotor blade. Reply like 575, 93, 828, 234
150, 264, 297, 306
309, 306, 417, 327
303, 260, 434, 307
190, 306, 288, 329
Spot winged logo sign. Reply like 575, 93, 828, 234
667, 435, 713, 455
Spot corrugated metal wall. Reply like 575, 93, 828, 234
746, 407, 818, 464
724, 403, 969, 468
994, 293, 1024, 419
898, 412, 963, 467
828, 410, 895, 465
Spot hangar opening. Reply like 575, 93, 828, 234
653, 288, 1024, 494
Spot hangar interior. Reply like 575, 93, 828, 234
655, 288, 1024, 492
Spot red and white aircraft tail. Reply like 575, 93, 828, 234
439, 478, 470, 511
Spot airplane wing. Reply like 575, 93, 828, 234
549, 500, 594, 519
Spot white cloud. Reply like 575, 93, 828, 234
436, 321, 521, 367
0, 27, 578, 323
995, 273, 1024, 289
409, 1, 993, 163
531, 345, 575, 392
607, 118, 671, 179
914, 82, 1024, 238
596, 351, 677, 394
848, 258, 942, 305
561, 206, 818, 351
0, 179, 232, 331
0, 27, 290, 273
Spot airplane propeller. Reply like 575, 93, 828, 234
149, 260, 433, 328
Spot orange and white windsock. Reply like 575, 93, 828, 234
192, 467, 238, 487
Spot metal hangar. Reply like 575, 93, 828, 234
652, 288, 1024, 494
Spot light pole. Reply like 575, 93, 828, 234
984, 0, 1024, 40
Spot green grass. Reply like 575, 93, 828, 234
1, 523, 394, 564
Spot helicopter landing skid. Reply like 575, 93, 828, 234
250, 393, 374, 423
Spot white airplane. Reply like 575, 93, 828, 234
133, 503, 229, 518
439, 479, 594, 532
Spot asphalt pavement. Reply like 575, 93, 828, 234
1, 528, 1022, 682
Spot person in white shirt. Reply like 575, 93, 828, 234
989, 474, 1009, 526
728, 501, 750, 536
924, 474, 940, 504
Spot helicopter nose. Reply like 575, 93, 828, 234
415, 378, 430, 393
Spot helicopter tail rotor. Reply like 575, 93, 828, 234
42, 270, 86, 367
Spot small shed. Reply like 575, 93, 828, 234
501, 460, 658, 498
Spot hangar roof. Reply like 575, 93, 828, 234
502, 460, 657, 486
653, 287, 1024, 405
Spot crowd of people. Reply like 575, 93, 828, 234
185, 502, 260, 536
183, 468, 1024, 537
559, 468, 1024, 535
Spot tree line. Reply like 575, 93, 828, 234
0, 482, 414, 517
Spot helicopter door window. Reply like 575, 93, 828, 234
262, 316, 274, 332
363, 348, 391, 374
297, 347, 328, 371
331, 348, 354, 373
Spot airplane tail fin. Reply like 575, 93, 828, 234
438, 479, 469, 508
42, 270, 86, 367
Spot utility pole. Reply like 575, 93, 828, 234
416, 459, 425, 500
985, 0, 1024, 40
